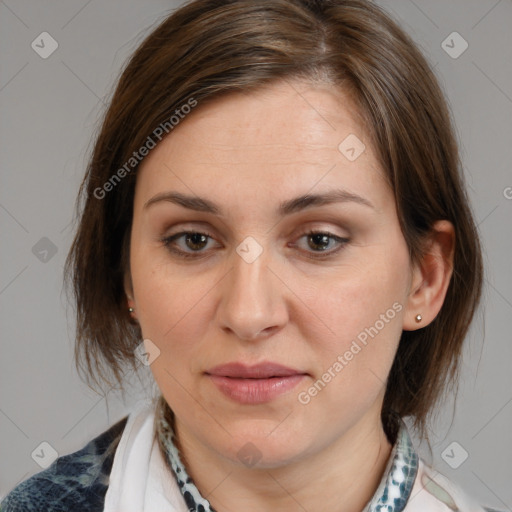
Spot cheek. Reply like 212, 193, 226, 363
296, 240, 410, 405
131, 265, 210, 417
133, 263, 204, 339
305, 247, 409, 346
130, 245, 218, 375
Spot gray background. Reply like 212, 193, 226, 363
1, 0, 511, 509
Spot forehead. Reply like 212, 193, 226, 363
135, 79, 388, 211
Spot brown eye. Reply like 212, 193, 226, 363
162, 231, 217, 258
294, 230, 349, 259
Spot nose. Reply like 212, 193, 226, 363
217, 243, 289, 341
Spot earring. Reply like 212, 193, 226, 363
415, 314, 422, 323
128, 307, 134, 313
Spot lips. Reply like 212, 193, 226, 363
205, 362, 308, 404
206, 361, 304, 379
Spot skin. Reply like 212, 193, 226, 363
126, 79, 454, 512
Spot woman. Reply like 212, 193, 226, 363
1, 0, 497, 511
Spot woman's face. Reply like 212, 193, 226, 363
129, 79, 415, 467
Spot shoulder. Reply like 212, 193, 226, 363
407, 458, 505, 512
0, 415, 128, 512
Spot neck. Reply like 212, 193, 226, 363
173, 411, 394, 512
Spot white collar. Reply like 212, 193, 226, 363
104, 399, 188, 512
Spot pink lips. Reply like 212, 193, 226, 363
206, 362, 307, 404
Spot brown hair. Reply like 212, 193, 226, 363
65, 0, 483, 438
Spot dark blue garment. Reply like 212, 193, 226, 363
0, 416, 128, 512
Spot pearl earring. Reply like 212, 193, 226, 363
415, 314, 422, 323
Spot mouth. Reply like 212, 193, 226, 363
205, 361, 308, 404
206, 361, 305, 379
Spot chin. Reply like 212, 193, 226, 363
216, 422, 316, 470
229, 440, 310, 470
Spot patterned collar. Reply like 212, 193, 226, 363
156, 400, 418, 512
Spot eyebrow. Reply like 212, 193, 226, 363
144, 188, 374, 216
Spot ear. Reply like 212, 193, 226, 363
124, 271, 136, 318
403, 220, 455, 331
121, 230, 135, 308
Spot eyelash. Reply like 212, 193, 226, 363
160, 229, 349, 260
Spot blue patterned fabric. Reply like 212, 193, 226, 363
364, 422, 419, 512
0, 416, 127, 512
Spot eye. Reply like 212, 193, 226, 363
161, 230, 218, 259
161, 229, 349, 260
293, 230, 349, 259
